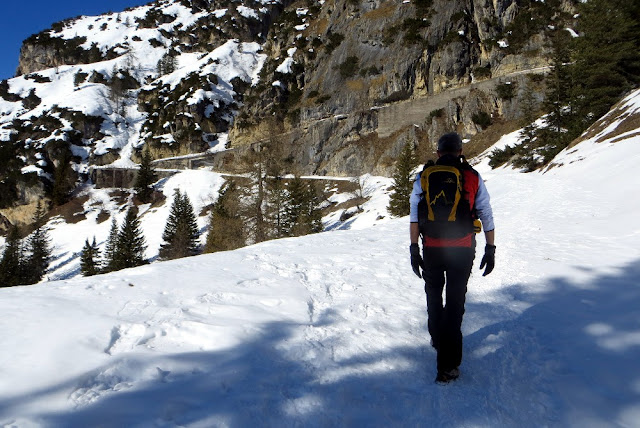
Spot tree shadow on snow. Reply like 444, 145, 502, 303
1, 260, 639, 427
462, 258, 640, 426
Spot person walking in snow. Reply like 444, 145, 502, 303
409, 132, 495, 384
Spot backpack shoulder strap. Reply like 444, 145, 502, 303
418, 160, 435, 193
422, 160, 435, 171
456, 155, 472, 170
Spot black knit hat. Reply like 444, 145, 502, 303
437, 132, 463, 152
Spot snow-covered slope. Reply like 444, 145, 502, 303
1, 91, 639, 426
0, 0, 271, 179
44, 169, 226, 280
39, 170, 392, 281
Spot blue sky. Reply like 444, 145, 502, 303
0, 0, 150, 81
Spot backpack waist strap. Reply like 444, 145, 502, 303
424, 234, 474, 248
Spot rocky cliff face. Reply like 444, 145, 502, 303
230, 0, 576, 175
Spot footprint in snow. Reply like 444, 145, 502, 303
105, 323, 146, 355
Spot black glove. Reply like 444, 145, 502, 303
480, 244, 496, 276
410, 243, 425, 278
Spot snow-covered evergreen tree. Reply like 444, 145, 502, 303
113, 207, 147, 270
159, 189, 200, 260
103, 218, 120, 273
205, 180, 245, 253
134, 147, 158, 204
0, 226, 24, 287
243, 148, 268, 244
282, 176, 323, 237
266, 176, 287, 239
22, 202, 52, 284
80, 237, 101, 277
387, 142, 417, 217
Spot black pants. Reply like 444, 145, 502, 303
423, 244, 475, 373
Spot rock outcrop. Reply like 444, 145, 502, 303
230, 0, 575, 175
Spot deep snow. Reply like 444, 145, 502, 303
1, 88, 640, 427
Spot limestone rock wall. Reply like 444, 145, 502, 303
229, 0, 570, 176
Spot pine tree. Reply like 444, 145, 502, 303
0, 140, 21, 209
160, 189, 181, 259
262, 136, 290, 239
572, 0, 640, 130
266, 176, 288, 239
240, 120, 292, 242
242, 146, 268, 243
205, 180, 245, 253
179, 192, 200, 254
103, 218, 119, 273
301, 182, 324, 235
108, 66, 127, 116
530, 28, 577, 165
543, 29, 574, 136
22, 202, 52, 284
388, 142, 418, 217
0, 225, 24, 287
282, 176, 305, 236
159, 189, 200, 260
507, 78, 544, 171
134, 147, 158, 203
113, 207, 147, 270
519, 78, 539, 145
156, 50, 178, 76
80, 237, 101, 276
282, 176, 324, 237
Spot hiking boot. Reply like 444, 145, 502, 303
435, 368, 460, 384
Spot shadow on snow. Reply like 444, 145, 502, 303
1, 260, 639, 427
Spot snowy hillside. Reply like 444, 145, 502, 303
0, 0, 273, 179
38, 170, 392, 281
1, 91, 639, 426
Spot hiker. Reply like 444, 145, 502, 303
409, 132, 495, 384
